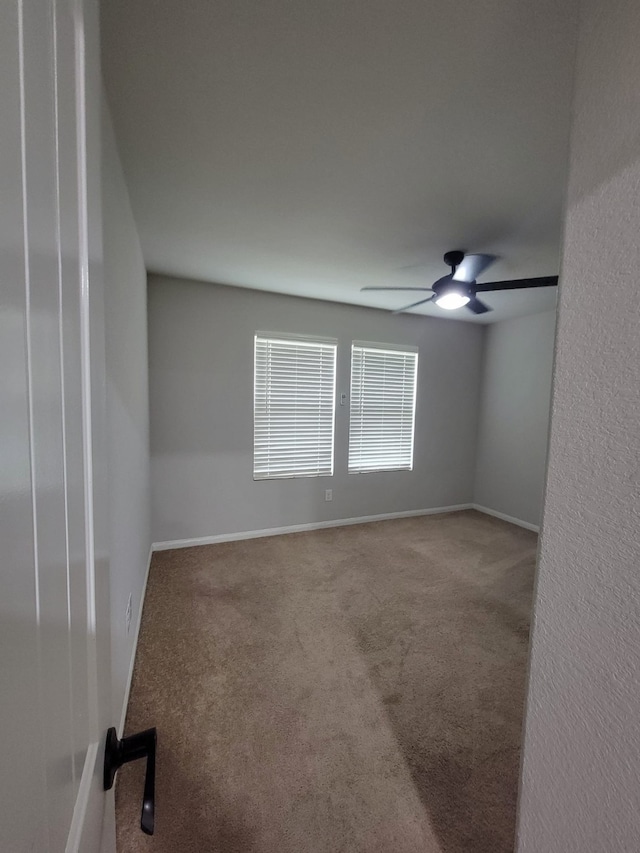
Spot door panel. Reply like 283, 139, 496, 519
0, 0, 112, 850
55, 0, 91, 787
0, 6, 50, 849
22, 0, 79, 845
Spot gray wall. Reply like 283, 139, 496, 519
517, 0, 640, 848
474, 310, 556, 527
102, 98, 151, 730
148, 275, 484, 544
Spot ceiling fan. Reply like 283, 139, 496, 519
362, 250, 558, 315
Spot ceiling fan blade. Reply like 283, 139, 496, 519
466, 297, 492, 314
392, 295, 435, 314
398, 262, 427, 271
361, 286, 434, 292
453, 253, 497, 283
475, 275, 558, 292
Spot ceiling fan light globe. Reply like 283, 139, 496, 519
435, 292, 470, 310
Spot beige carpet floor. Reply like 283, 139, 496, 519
116, 509, 536, 853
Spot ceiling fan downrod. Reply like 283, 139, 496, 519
443, 250, 465, 274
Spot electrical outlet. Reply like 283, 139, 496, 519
126, 593, 132, 634
325, 489, 333, 501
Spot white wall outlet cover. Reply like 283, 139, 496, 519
325, 489, 333, 501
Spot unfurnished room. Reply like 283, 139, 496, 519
3, 1, 640, 852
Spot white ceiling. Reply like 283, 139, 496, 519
101, 0, 576, 323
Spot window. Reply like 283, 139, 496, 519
254, 334, 337, 480
348, 342, 418, 473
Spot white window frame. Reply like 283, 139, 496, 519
253, 333, 337, 480
348, 341, 418, 474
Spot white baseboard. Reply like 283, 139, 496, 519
152, 503, 474, 552
118, 544, 153, 737
472, 503, 539, 533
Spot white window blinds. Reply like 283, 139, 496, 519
348, 343, 418, 473
254, 335, 337, 480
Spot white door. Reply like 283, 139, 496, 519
1, 0, 114, 851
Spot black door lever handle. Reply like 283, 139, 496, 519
104, 725, 157, 835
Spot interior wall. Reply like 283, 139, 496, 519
474, 310, 556, 527
148, 275, 484, 544
102, 96, 151, 731
517, 0, 640, 848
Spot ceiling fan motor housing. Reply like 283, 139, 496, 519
432, 273, 472, 300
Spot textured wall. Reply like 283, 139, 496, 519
517, 0, 640, 848
474, 310, 556, 527
148, 275, 484, 543
102, 97, 151, 730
